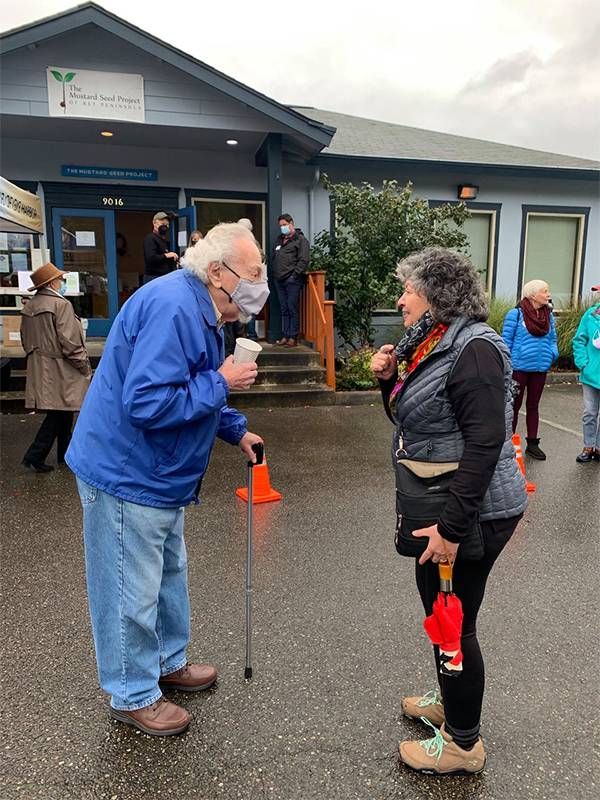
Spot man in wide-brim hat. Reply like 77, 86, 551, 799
20, 262, 91, 472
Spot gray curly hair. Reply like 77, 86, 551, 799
396, 247, 488, 323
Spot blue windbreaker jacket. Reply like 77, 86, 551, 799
65, 270, 247, 507
502, 307, 558, 372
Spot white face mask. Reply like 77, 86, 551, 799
220, 262, 270, 319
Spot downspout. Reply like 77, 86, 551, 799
307, 167, 321, 242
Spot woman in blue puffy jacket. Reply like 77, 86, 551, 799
502, 280, 558, 460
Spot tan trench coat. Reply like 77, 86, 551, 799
20, 289, 91, 411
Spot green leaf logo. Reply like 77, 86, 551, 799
51, 70, 64, 82
64, 72, 76, 82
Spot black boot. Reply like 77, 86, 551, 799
525, 438, 546, 460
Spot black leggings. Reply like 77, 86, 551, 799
415, 515, 522, 745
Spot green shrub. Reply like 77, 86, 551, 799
336, 347, 379, 391
486, 297, 515, 335
312, 177, 470, 348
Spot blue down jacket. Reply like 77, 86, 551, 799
502, 307, 558, 372
66, 270, 247, 507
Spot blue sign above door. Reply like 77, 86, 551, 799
61, 165, 158, 181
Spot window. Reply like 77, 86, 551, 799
520, 208, 589, 308
191, 198, 266, 251
460, 210, 496, 294
430, 201, 500, 295
0, 232, 34, 307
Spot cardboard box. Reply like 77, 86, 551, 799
2, 315, 22, 347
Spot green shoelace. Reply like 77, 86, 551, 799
416, 689, 442, 708
419, 717, 447, 761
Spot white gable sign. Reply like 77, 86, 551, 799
47, 66, 145, 123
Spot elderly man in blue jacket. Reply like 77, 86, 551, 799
66, 222, 269, 736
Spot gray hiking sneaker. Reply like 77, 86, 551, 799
401, 689, 445, 727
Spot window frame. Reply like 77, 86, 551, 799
428, 200, 501, 296
189, 194, 267, 250
517, 205, 590, 307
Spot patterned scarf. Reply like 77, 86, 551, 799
519, 297, 550, 337
389, 313, 449, 414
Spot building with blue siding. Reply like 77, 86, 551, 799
1, 2, 598, 337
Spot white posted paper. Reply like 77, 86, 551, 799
64, 272, 80, 294
75, 231, 95, 247
31, 249, 44, 269
178, 231, 188, 247
17, 271, 34, 291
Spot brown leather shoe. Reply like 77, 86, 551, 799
110, 697, 190, 736
159, 662, 217, 692
275, 337, 289, 346
285, 338, 297, 347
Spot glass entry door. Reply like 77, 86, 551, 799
52, 208, 117, 336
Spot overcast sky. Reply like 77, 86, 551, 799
3, 0, 599, 160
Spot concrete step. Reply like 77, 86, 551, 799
0, 391, 30, 414
255, 365, 326, 386
230, 384, 336, 408
2, 364, 327, 390
0, 342, 333, 411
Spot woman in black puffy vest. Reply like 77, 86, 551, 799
370, 247, 527, 776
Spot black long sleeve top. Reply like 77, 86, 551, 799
381, 338, 507, 542
143, 232, 172, 276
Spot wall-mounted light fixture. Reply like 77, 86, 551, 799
457, 184, 479, 200
226, 139, 239, 146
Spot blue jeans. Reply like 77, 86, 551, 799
245, 317, 257, 340
275, 275, 304, 339
76, 478, 190, 710
582, 383, 600, 448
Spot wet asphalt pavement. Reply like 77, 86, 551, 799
1, 383, 598, 800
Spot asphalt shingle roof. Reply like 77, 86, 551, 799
292, 107, 600, 172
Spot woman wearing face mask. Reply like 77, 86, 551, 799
20, 263, 91, 472
572, 285, 600, 463
501, 280, 558, 460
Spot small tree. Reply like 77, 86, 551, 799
311, 177, 470, 348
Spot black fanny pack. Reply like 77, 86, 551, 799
394, 463, 484, 561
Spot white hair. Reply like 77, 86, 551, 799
237, 217, 253, 231
183, 222, 256, 284
521, 279, 549, 299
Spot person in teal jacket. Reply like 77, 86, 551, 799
572, 286, 600, 463
502, 279, 558, 460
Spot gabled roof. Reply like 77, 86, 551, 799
294, 107, 600, 176
0, 2, 335, 149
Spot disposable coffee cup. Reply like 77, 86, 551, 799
233, 337, 263, 363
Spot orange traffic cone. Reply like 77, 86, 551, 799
236, 453, 282, 504
512, 434, 537, 494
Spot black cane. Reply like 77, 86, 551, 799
245, 442, 264, 680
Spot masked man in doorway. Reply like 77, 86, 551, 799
272, 213, 310, 347
66, 223, 270, 736
143, 211, 179, 281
